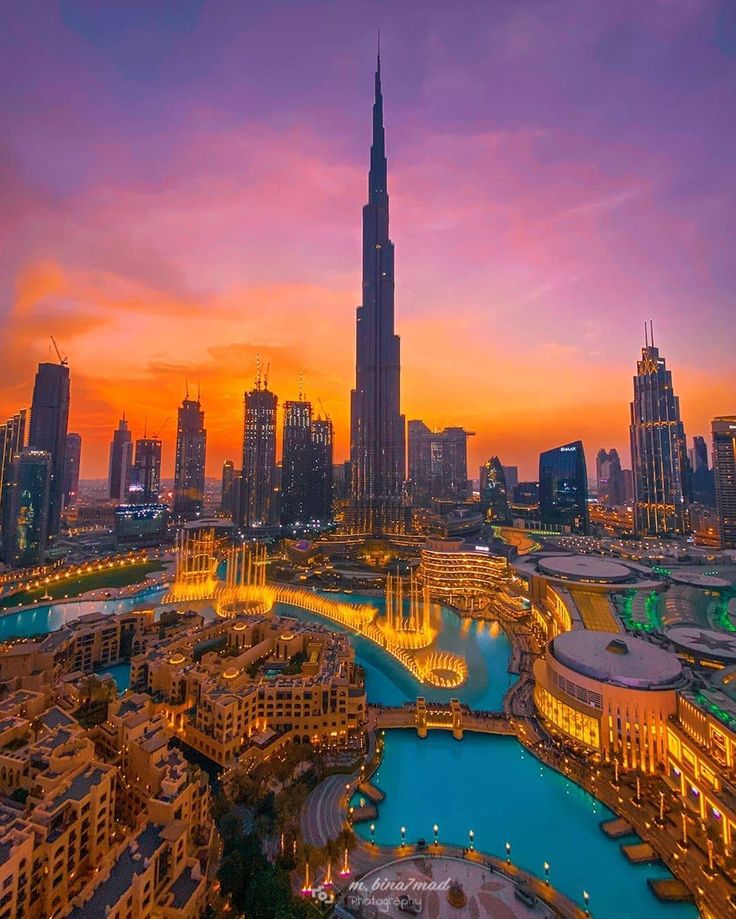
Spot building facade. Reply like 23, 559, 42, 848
63, 432, 82, 509
539, 441, 588, 534
2, 449, 52, 568
629, 333, 688, 536
712, 416, 736, 548
407, 420, 432, 506
108, 415, 133, 502
596, 448, 624, 506
131, 438, 162, 504
281, 399, 313, 526
533, 631, 684, 772
173, 394, 207, 517
240, 375, 278, 529
29, 361, 70, 537
0, 409, 27, 549
349, 53, 406, 533
479, 456, 509, 521
310, 416, 334, 524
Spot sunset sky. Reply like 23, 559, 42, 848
1, 0, 735, 481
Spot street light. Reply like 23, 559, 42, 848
505, 842, 511, 863
433, 824, 439, 847
468, 829, 474, 851
583, 890, 590, 916
544, 861, 550, 886
370, 823, 375, 845
400, 826, 406, 849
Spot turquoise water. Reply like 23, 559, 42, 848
0, 586, 166, 641
275, 592, 515, 710
1, 585, 700, 916
360, 731, 696, 919
95, 661, 131, 692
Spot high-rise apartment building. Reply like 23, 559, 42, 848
0, 409, 27, 545
29, 361, 70, 536
430, 427, 474, 503
131, 438, 162, 504
712, 416, 736, 549
539, 441, 588, 534
2, 449, 52, 567
173, 393, 207, 517
690, 435, 716, 507
240, 371, 278, 529
629, 329, 688, 536
310, 416, 334, 523
108, 415, 133, 502
221, 460, 236, 516
349, 52, 406, 533
596, 448, 625, 506
407, 420, 432, 506
480, 456, 509, 521
281, 399, 313, 526
63, 432, 81, 508
502, 465, 519, 492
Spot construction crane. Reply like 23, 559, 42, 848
152, 417, 170, 440
50, 337, 68, 366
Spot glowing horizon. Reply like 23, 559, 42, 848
1, 2, 734, 482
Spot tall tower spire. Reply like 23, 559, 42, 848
349, 47, 406, 534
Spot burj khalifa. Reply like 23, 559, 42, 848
349, 50, 406, 533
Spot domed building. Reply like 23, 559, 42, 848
534, 630, 685, 771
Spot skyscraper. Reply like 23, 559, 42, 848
63, 432, 82, 508
108, 415, 133, 502
2, 449, 51, 567
173, 392, 207, 517
220, 460, 236, 516
310, 416, 334, 523
407, 420, 432, 506
539, 441, 589, 534
281, 398, 313, 526
240, 369, 278, 529
712, 416, 736, 549
502, 465, 519, 492
0, 409, 27, 547
480, 456, 509, 521
131, 438, 162, 504
29, 361, 70, 536
430, 427, 474, 503
629, 327, 688, 536
596, 448, 624, 506
690, 435, 716, 507
349, 51, 405, 533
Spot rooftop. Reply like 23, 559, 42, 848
550, 630, 683, 690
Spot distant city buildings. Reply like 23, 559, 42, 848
173, 391, 207, 517
407, 420, 432, 506
690, 434, 716, 507
108, 414, 132, 502
281, 397, 313, 526
240, 369, 278, 529
0, 409, 27, 552
29, 360, 70, 537
2, 448, 52, 567
131, 437, 162, 504
479, 456, 509, 521
712, 416, 736, 549
220, 459, 236, 516
63, 432, 82, 508
596, 448, 624, 506
408, 422, 473, 506
539, 441, 588, 534
502, 465, 519, 492
310, 416, 334, 524
349, 51, 405, 533
629, 328, 688, 536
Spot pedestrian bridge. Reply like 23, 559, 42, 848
369, 698, 516, 740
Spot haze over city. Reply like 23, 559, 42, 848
2, 0, 735, 479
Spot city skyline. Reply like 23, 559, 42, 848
2, 3, 735, 480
